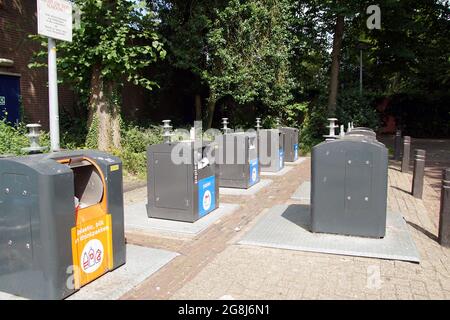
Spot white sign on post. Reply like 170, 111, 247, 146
37, 0, 73, 151
37, 0, 73, 42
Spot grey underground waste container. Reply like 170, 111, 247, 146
279, 127, 299, 162
147, 140, 219, 222
258, 129, 285, 172
217, 131, 260, 189
346, 127, 377, 139
311, 135, 388, 238
0, 150, 126, 300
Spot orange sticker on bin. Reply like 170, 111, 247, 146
71, 213, 113, 289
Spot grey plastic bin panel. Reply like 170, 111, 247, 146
154, 152, 189, 210
258, 129, 285, 172
280, 127, 299, 162
218, 132, 260, 189
346, 128, 376, 139
0, 150, 126, 300
311, 137, 388, 238
147, 141, 219, 222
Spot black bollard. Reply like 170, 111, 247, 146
394, 130, 402, 160
412, 149, 426, 199
401, 136, 411, 173
438, 169, 450, 247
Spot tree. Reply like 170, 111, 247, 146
31, 0, 166, 150
204, 0, 295, 127
154, 0, 226, 126
154, 0, 295, 128
327, 12, 344, 115
289, 0, 331, 100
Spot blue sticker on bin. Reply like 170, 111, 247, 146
279, 149, 284, 170
198, 175, 216, 217
249, 158, 259, 186
294, 144, 299, 161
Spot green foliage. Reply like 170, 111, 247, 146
30, 0, 166, 111
206, 0, 295, 111
0, 118, 51, 155
336, 90, 381, 131
0, 120, 30, 155
60, 113, 88, 150
280, 103, 309, 128
19, 0, 450, 175
85, 114, 99, 149
337, 0, 450, 99
113, 124, 163, 177
299, 100, 328, 154
156, 0, 223, 76
121, 123, 163, 153
289, 0, 335, 99
0, 118, 163, 178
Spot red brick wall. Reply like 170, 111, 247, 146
0, 0, 75, 129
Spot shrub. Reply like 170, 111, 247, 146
113, 124, 163, 177
299, 101, 328, 154
282, 102, 308, 128
297, 90, 382, 154
59, 111, 88, 150
0, 117, 163, 178
335, 89, 381, 130
0, 119, 50, 155
0, 120, 30, 155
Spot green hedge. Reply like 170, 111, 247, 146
0, 120, 50, 155
112, 124, 163, 177
299, 90, 382, 153
0, 119, 163, 178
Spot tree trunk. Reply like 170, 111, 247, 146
206, 94, 216, 129
327, 14, 345, 116
88, 64, 121, 151
195, 94, 202, 121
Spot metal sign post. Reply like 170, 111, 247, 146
48, 37, 60, 151
37, 0, 73, 152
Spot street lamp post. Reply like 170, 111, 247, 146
357, 41, 370, 96
359, 48, 363, 95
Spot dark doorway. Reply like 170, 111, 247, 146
0, 73, 21, 124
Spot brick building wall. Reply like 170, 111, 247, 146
0, 0, 75, 129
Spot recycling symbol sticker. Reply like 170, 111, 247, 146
81, 239, 104, 274
203, 190, 212, 211
198, 176, 216, 217
279, 150, 284, 169
249, 159, 259, 185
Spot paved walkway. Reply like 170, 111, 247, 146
379, 136, 450, 224
122, 152, 450, 300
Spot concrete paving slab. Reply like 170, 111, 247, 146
68, 245, 177, 300
285, 157, 308, 166
0, 244, 178, 300
125, 202, 240, 237
260, 166, 294, 177
0, 291, 25, 300
238, 204, 420, 263
291, 181, 311, 203
220, 179, 273, 196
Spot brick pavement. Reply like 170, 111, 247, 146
379, 136, 450, 223
123, 156, 450, 300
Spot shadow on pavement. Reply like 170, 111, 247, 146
406, 220, 438, 243
390, 185, 411, 195
281, 204, 311, 232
